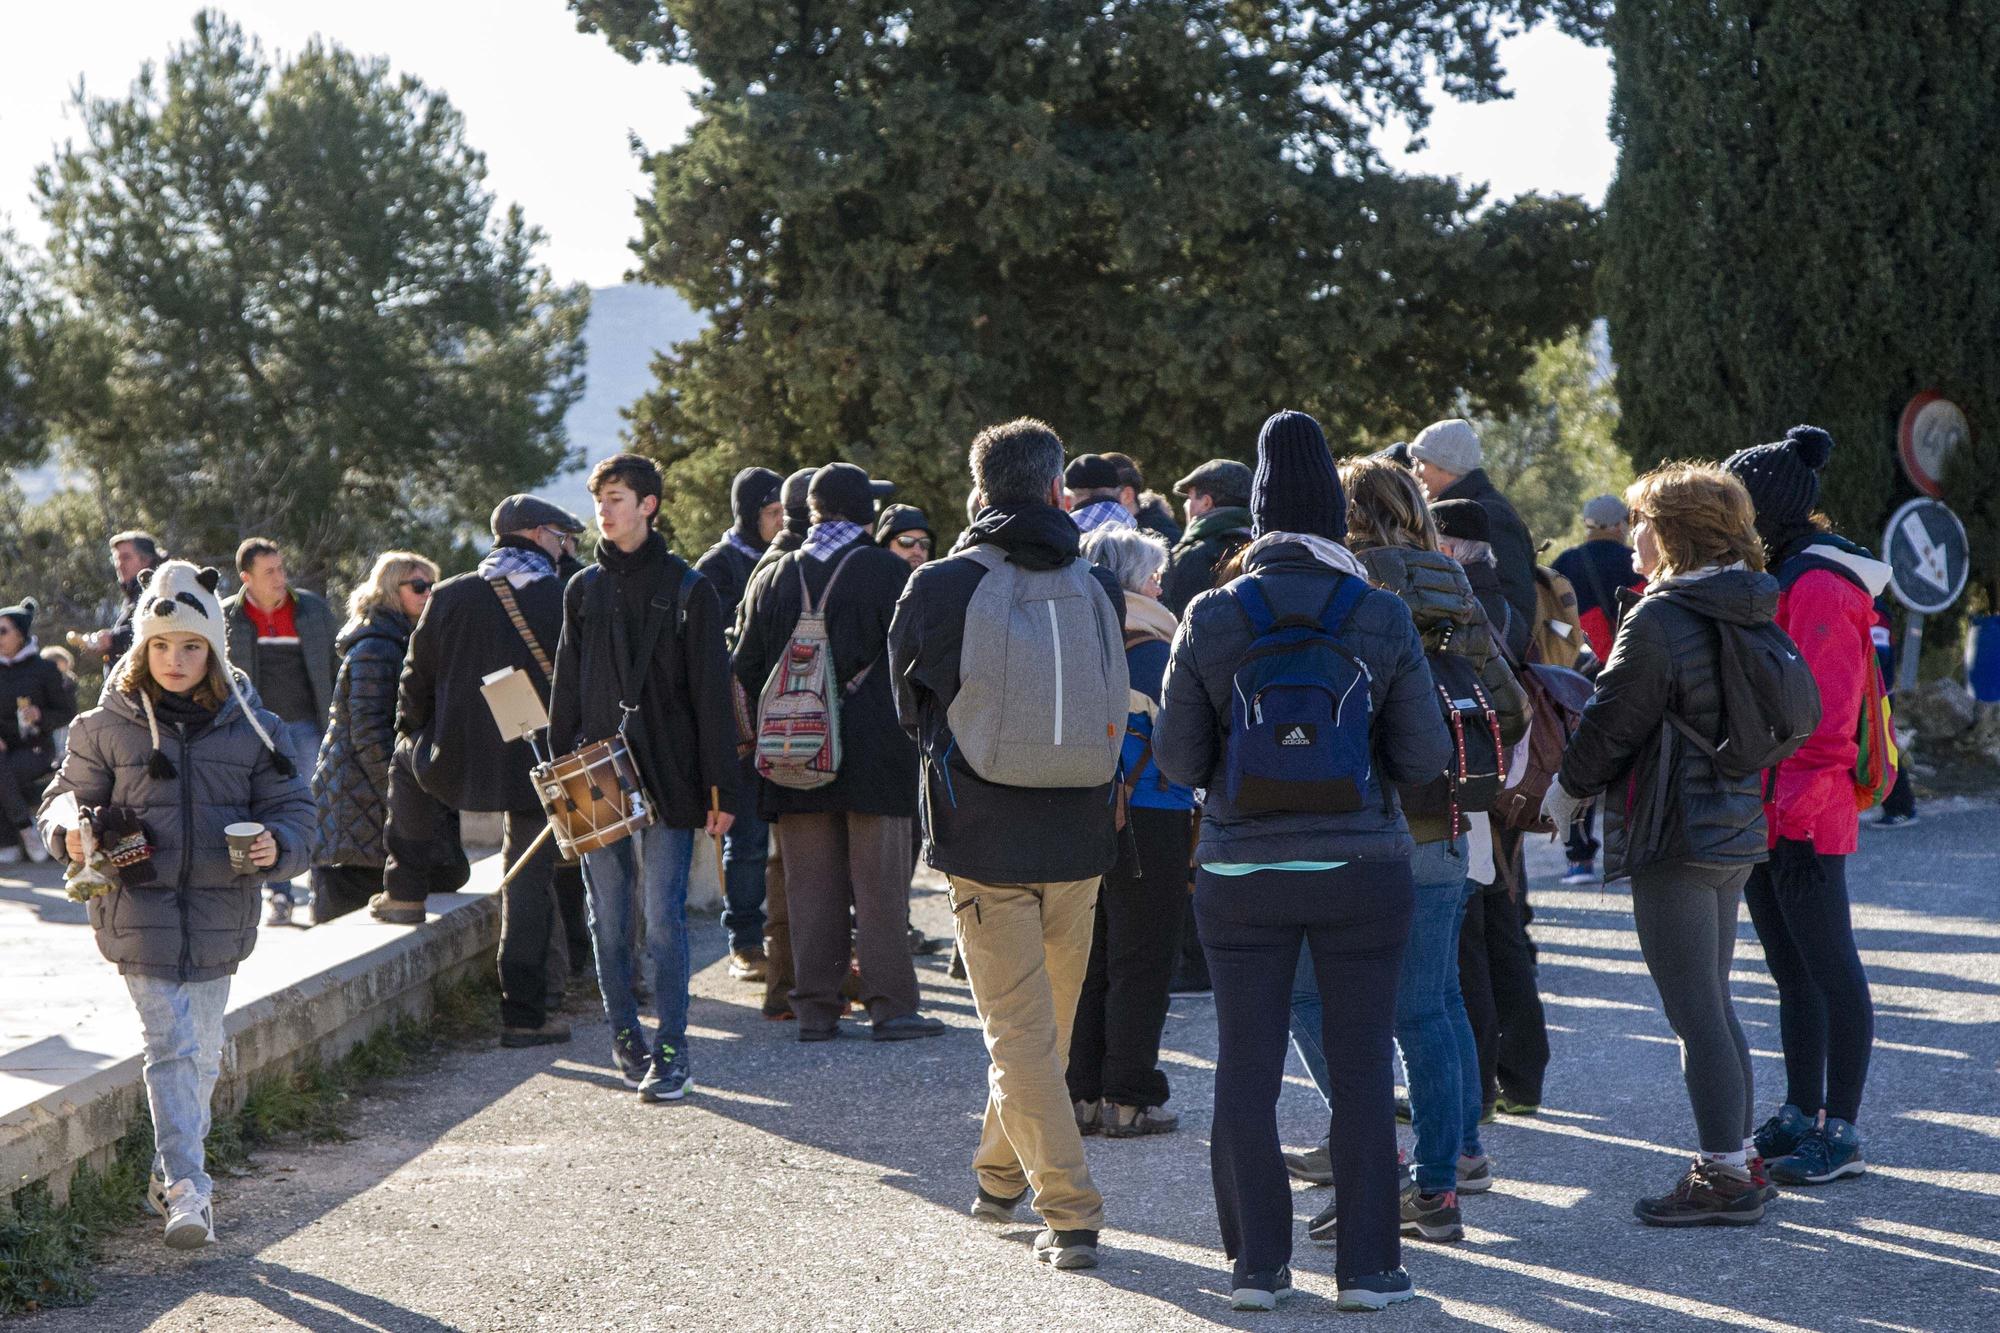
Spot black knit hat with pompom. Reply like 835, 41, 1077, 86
1724, 425, 1833, 538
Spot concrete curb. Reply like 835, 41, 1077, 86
2, 871, 499, 1208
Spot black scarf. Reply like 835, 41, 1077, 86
596, 529, 667, 576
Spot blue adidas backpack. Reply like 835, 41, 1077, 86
1221, 574, 1379, 814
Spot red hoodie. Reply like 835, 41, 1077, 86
1769, 537, 1891, 855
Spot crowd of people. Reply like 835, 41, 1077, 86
6, 414, 1902, 1312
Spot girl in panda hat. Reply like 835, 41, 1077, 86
37, 560, 313, 1250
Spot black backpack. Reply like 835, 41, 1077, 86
1667, 619, 1821, 780
1402, 650, 1506, 824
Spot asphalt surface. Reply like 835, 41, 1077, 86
16, 798, 2000, 1332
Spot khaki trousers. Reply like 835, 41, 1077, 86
948, 873, 1105, 1231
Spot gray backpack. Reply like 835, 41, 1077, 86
947, 543, 1128, 788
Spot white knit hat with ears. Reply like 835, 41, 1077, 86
129, 559, 294, 780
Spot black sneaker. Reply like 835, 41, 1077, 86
1869, 812, 1918, 830
637, 1047, 692, 1103
1400, 1182, 1463, 1242
1230, 1265, 1293, 1312
1633, 1159, 1765, 1226
1336, 1269, 1415, 1311
1769, 1119, 1865, 1185
611, 1028, 647, 1089
872, 1013, 948, 1042
1307, 1195, 1338, 1242
970, 1184, 1029, 1223
1033, 1228, 1099, 1270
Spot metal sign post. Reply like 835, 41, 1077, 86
1882, 498, 1970, 689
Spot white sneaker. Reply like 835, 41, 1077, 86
263, 894, 294, 928
19, 827, 50, 864
162, 1179, 215, 1249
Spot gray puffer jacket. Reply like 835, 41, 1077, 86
1155, 538, 1451, 866
38, 678, 314, 981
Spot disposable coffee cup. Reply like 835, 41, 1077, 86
224, 822, 266, 875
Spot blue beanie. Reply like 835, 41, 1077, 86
1723, 425, 1834, 538
1251, 410, 1346, 542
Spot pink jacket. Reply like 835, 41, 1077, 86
1768, 539, 1891, 855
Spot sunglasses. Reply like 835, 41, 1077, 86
401, 578, 435, 595
893, 534, 933, 551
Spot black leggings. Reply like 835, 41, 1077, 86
1630, 862, 1754, 1154
1745, 840, 1874, 1124
1067, 807, 1189, 1108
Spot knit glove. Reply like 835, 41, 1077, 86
1539, 779, 1586, 832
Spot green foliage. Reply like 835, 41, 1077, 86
30, 10, 588, 587
0, 236, 47, 469
575, 1, 1603, 542
1473, 327, 1630, 553
1602, 2, 2000, 592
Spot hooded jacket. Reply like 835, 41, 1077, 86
1556, 569, 1777, 880
1162, 506, 1253, 617
311, 608, 414, 867
888, 502, 1128, 883
40, 676, 314, 980
1769, 534, 1891, 854
1153, 537, 1450, 866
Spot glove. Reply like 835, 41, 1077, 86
1539, 779, 1586, 832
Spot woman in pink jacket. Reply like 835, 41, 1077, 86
1724, 426, 1882, 1188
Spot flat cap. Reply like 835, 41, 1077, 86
1581, 494, 1628, 528
1174, 459, 1253, 506
490, 494, 585, 538
1065, 454, 1123, 491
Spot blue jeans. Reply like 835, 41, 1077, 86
126, 975, 231, 1197
1396, 836, 1478, 1192
720, 755, 769, 952
582, 826, 694, 1058
266, 719, 323, 905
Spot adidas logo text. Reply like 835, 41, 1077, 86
1280, 726, 1312, 747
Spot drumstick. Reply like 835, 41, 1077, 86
710, 785, 727, 902
498, 824, 555, 889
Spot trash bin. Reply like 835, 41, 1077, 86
1967, 614, 2000, 702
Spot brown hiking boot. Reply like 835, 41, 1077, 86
1102, 1102, 1179, 1138
1634, 1159, 1765, 1227
367, 893, 425, 925
728, 947, 769, 982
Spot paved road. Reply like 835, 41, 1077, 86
19, 798, 2000, 1332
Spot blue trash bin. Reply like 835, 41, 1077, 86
1968, 614, 2000, 702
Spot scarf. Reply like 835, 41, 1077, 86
1, 637, 40, 667
725, 529, 765, 560
477, 541, 556, 588
1241, 531, 1373, 581
1123, 592, 1180, 645
1071, 498, 1134, 535
803, 520, 866, 563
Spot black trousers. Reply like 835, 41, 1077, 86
1067, 807, 1189, 1108
1459, 878, 1550, 1105
498, 807, 567, 1029
1745, 841, 1874, 1123
1564, 805, 1600, 865
0, 746, 54, 833
381, 746, 470, 903
311, 864, 382, 923
1881, 761, 1915, 818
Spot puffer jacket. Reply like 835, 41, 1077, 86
39, 677, 315, 981
1555, 569, 1776, 881
1154, 537, 1451, 866
1356, 544, 1530, 843
1770, 534, 1891, 855
310, 608, 414, 868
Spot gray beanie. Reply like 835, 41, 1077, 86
1409, 418, 1483, 477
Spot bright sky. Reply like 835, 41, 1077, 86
0, 6, 1612, 290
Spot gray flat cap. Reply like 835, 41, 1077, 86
1174, 459, 1253, 506
490, 494, 585, 538
1581, 494, 1628, 528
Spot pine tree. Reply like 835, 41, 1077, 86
1603, 2, 2000, 600
574, 0, 1606, 541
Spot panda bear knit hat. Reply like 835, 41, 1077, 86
130, 560, 294, 780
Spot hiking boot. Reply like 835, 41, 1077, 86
162, 1179, 215, 1250
611, 1028, 648, 1088
1102, 1102, 1178, 1138
1400, 1182, 1463, 1242
1336, 1269, 1416, 1311
872, 1013, 947, 1042
1633, 1159, 1765, 1227
1561, 860, 1597, 885
1230, 1265, 1294, 1312
1284, 1137, 1333, 1186
367, 892, 425, 925
970, 1184, 1029, 1223
1456, 1154, 1493, 1194
727, 947, 768, 982
637, 1047, 691, 1103
1495, 1096, 1540, 1117
1769, 1119, 1865, 1185
1749, 1156, 1778, 1203
1074, 1099, 1102, 1136
1307, 1195, 1339, 1242
499, 1018, 572, 1048
1033, 1228, 1100, 1270
1752, 1103, 1813, 1161
908, 927, 945, 955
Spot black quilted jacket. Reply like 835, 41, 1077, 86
310, 608, 413, 868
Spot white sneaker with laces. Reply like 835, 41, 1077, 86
163, 1179, 215, 1249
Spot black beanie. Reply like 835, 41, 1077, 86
1430, 499, 1491, 544
1250, 410, 1345, 542
730, 467, 783, 542
780, 467, 816, 537
1724, 425, 1833, 543
808, 462, 875, 524
0, 596, 34, 638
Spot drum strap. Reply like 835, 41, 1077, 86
609, 564, 702, 726
488, 578, 554, 686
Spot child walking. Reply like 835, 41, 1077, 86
39, 561, 312, 1248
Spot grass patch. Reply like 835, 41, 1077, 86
0, 968, 498, 1315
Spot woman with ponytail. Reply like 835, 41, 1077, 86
37, 560, 313, 1250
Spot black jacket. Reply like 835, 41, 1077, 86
1461, 553, 1530, 663
1436, 469, 1537, 646
695, 535, 763, 632
0, 649, 77, 767
888, 503, 1128, 884
551, 532, 740, 829
1162, 506, 1253, 616
221, 587, 339, 727
1135, 495, 1184, 545
1556, 571, 1776, 881
311, 609, 413, 867
396, 545, 565, 813
734, 531, 916, 819
107, 584, 143, 664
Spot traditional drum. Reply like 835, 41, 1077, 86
532, 735, 654, 859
